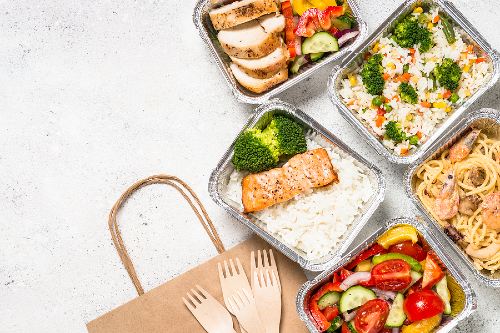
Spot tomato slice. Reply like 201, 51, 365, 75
354, 299, 390, 333
403, 290, 445, 322
345, 244, 387, 270
371, 259, 412, 291
339, 267, 354, 281
388, 241, 427, 261
421, 252, 445, 289
322, 305, 339, 321
341, 322, 350, 333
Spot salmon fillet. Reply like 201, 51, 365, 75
241, 148, 339, 213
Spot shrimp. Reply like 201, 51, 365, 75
434, 169, 459, 220
449, 129, 481, 163
481, 192, 500, 231
466, 242, 500, 259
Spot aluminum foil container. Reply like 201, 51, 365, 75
208, 99, 385, 271
406, 108, 500, 287
296, 217, 477, 333
328, 0, 500, 164
193, 0, 367, 104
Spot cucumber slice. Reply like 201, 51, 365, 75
339, 286, 376, 313
326, 316, 343, 332
347, 322, 358, 333
310, 52, 324, 62
372, 253, 423, 272
385, 293, 406, 327
403, 270, 423, 293
302, 32, 339, 55
318, 291, 341, 310
290, 55, 308, 74
435, 276, 452, 315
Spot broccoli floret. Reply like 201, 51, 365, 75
392, 17, 433, 52
231, 115, 307, 172
361, 54, 385, 95
232, 128, 279, 172
434, 58, 462, 91
399, 82, 418, 104
266, 115, 307, 155
385, 121, 407, 143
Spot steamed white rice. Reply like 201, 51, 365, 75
339, 6, 492, 156
225, 134, 374, 260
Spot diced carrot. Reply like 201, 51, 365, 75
377, 108, 386, 116
400, 148, 409, 156
384, 97, 390, 103
383, 73, 390, 80
476, 57, 486, 63
420, 101, 432, 108
409, 48, 416, 55
396, 73, 412, 82
467, 45, 474, 53
376, 115, 385, 128
443, 90, 452, 99
392, 95, 400, 102
432, 15, 440, 23
416, 131, 423, 139
347, 99, 355, 106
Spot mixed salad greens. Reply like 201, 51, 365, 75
308, 225, 465, 333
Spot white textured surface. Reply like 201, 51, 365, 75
0, 0, 499, 332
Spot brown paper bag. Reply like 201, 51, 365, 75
87, 175, 308, 333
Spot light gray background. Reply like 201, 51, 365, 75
0, 0, 499, 332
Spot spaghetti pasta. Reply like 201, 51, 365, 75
415, 131, 500, 273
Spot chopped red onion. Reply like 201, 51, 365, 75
338, 30, 360, 47
340, 272, 371, 290
371, 288, 397, 300
343, 310, 357, 322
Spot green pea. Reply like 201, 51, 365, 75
449, 93, 459, 103
372, 96, 384, 107
409, 135, 419, 145
384, 103, 393, 112
403, 64, 410, 73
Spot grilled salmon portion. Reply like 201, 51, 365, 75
241, 148, 338, 213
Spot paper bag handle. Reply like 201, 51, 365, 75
108, 174, 225, 295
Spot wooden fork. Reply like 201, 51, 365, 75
182, 285, 237, 333
227, 288, 265, 333
217, 258, 252, 333
253, 269, 281, 333
251, 249, 281, 291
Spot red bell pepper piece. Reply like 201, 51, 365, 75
309, 282, 343, 330
318, 6, 344, 30
421, 251, 445, 289
345, 244, 387, 270
294, 8, 321, 37
281, 1, 297, 58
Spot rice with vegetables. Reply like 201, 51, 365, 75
338, 6, 492, 156
226, 134, 374, 260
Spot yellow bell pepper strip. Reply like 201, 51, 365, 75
377, 225, 419, 249
309, 0, 337, 10
282, 1, 297, 59
291, 0, 316, 16
401, 314, 442, 333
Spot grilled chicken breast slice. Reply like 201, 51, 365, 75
209, 0, 279, 30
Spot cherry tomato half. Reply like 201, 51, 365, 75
388, 241, 427, 261
322, 305, 339, 321
421, 252, 445, 290
403, 289, 445, 322
354, 299, 390, 333
371, 259, 412, 291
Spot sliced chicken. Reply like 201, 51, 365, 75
230, 62, 288, 93
209, 0, 279, 30
241, 148, 338, 213
210, 0, 238, 6
258, 13, 286, 34
230, 46, 289, 79
218, 20, 281, 59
